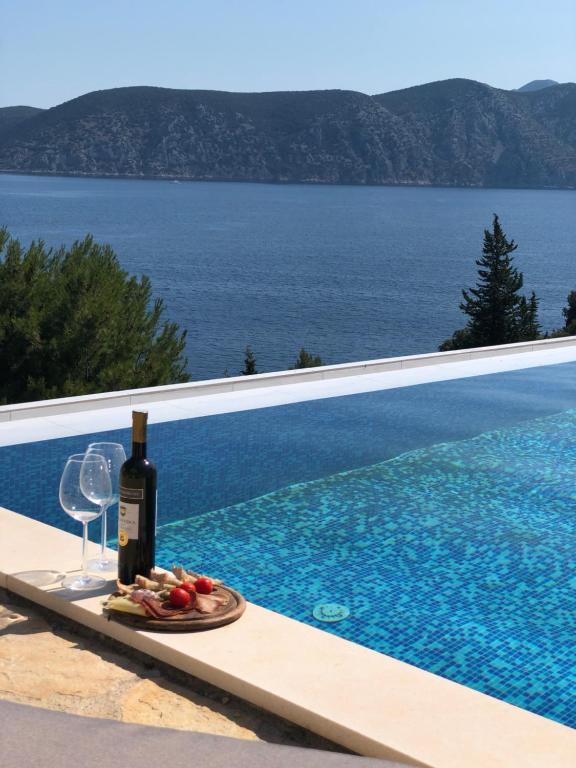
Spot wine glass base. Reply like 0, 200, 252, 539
87, 556, 117, 573
12, 570, 65, 587
62, 574, 107, 591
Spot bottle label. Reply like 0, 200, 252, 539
118, 486, 143, 546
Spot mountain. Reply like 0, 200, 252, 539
0, 79, 575, 188
0, 106, 44, 137
373, 79, 576, 187
516, 80, 559, 92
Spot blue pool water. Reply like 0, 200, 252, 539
2, 361, 576, 726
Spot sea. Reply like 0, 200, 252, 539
1, 173, 575, 380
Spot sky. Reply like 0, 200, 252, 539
1, 0, 575, 109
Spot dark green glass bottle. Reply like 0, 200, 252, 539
118, 411, 157, 584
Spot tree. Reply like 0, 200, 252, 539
440, 214, 540, 351
292, 348, 324, 369
241, 345, 258, 375
0, 229, 189, 404
549, 291, 576, 338
562, 291, 576, 333
517, 292, 541, 341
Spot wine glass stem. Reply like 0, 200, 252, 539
81, 521, 90, 577
100, 504, 108, 558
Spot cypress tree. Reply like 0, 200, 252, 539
440, 214, 540, 350
241, 345, 258, 375
293, 348, 324, 369
517, 292, 541, 341
550, 291, 576, 338
562, 291, 576, 333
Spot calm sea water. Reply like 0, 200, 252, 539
1, 173, 575, 379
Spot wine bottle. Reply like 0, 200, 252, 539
118, 411, 157, 584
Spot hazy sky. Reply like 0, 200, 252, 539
1, 0, 574, 108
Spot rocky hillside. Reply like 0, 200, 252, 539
0, 79, 575, 188
516, 80, 559, 92
0, 106, 43, 138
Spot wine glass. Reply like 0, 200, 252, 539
60, 454, 111, 590
84, 442, 126, 572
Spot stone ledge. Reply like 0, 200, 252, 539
1, 507, 575, 768
1, 336, 575, 421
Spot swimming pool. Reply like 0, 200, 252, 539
2, 359, 576, 727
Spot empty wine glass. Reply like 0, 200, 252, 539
60, 453, 110, 590
84, 442, 126, 572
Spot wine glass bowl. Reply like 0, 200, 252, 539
59, 453, 109, 591
80, 453, 113, 509
85, 442, 127, 572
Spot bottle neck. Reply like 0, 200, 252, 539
132, 441, 147, 459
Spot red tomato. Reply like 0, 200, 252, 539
194, 577, 213, 594
169, 587, 191, 608
180, 582, 196, 594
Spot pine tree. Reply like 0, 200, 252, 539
0, 229, 189, 404
440, 214, 540, 350
517, 292, 541, 341
292, 348, 324, 369
241, 345, 258, 375
550, 291, 576, 338
562, 291, 576, 333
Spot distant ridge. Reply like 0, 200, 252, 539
516, 79, 559, 92
0, 106, 44, 137
0, 78, 575, 189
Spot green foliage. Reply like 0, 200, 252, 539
0, 229, 189, 404
241, 345, 258, 375
292, 348, 324, 369
440, 214, 540, 351
549, 290, 576, 338
517, 292, 541, 341
438, 328, 473, 352
562, 291, 576, 334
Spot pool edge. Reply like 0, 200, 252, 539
1, 336, 576, 422
1, 507, 574, 768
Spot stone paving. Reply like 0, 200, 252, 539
0, 588, 341, 750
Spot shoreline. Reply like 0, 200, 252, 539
0, 168, 574, 193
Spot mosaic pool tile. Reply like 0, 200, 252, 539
4, 361, 576, 542
156, 408, 576, 728
3, 360, 576, 728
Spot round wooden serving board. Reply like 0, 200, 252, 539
105, 584, 246, 632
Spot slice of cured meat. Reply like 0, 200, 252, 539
195, 593, 227, 614
140, 598, 195, 619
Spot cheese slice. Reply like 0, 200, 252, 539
105, 596, 147, 616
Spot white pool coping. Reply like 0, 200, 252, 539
2, 338, 576, 766
1, 338, 576, 446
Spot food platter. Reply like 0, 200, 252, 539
105, 583, 245, 632
102, 567, 246, 632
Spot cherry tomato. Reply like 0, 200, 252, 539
194, 577, 213, 594
180, 582, 196, 594
169, 587, 191, 608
